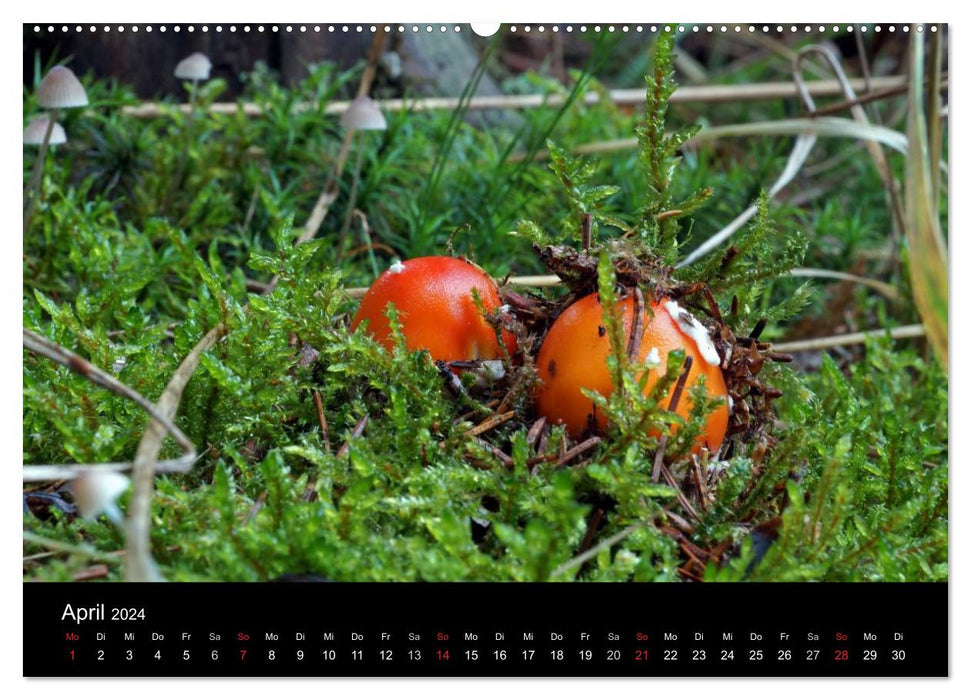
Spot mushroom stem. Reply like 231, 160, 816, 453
171, 79, 199, 196
23, 107, 59, 235
340, 135, 379, 277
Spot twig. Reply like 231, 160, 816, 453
771, 324, 925, 353
23, 329, 195, 456
577, 508, 605, 554
119, 77, 907, 119
242, 491, 267, 525
312, 389, 331, 453
336, 414, 370, 460
558, 436, 603, 469
550, 521, 648, 579
465, 410, 516, 439
651, 357, 693, 483
126, 322, 226, 582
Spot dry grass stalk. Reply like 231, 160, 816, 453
120, 76, 906, 119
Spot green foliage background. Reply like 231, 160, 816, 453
23, 30, 947, 582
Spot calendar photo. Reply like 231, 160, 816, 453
23, 22, 947, 598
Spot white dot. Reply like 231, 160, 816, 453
118, 26, 124, 32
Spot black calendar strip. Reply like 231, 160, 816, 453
24, 582, 947, 677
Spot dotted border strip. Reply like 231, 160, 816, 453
31, 24, 940, 35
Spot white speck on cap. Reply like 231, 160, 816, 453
664, 300, 721, 366
340, 96, 388, 131
71, 470, 129, 524
388, 259, 405, 274
646, 347, 660, 365
23, 117, 66, 145
174, 52, 212, 80
37, 66, 89, 109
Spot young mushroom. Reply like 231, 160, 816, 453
24, 116, 67, 146
24, 66, 88, 233
339, 96, 388, 274
71, 470, 130, 527
172, 52, 213, 190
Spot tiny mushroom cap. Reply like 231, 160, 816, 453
174, 52, 213, 81
37, 66, 89, 109
340, 96, 387, 131
24, 117, 67, 145
71, 470, 130, 524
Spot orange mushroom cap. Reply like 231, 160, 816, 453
351, 256, 516, 363
535, 292, 729, 453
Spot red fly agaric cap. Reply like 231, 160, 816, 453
340, 96, 387, 131
24, 117, 67, 145
174, 52, 212, 81
36, 66, 89, 109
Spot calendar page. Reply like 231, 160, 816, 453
21, 19, 949, 678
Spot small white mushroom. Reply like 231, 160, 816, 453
340, 96, 388, 131
37, 66, 89, 109
664, 300, 721, 366
25, 67, 87, 234
71, 470, 130, 525
24, 117, 66, 146
174, 52, 212, 81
